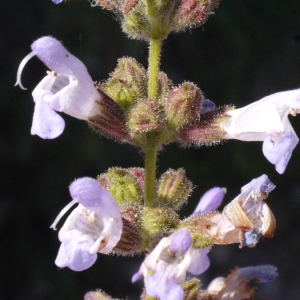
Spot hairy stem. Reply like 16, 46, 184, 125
148, 38, 162, 99
144, 38, 162, 206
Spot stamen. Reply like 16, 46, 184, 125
15, 51, 37, 90
50, 199, 77, 230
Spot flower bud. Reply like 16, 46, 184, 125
179, 215, 214, 249
113, 203, 143, 255
142, 206, 180, 241
84, 290, 113, 300
181, 278, 201, 300
127, 99, 162, 137
122, 8, 152, 40
165, 83, 203, 131
103, 57, 147, 110
180, 106, 232, 146
157, 72, 173, 107
88, 88, 130, 142
172, 0, 220, 31
157, 168, 193, 210
98, 168, 143, 205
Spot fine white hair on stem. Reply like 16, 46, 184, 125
15, 51, 37, 90
50, 199, 77, 230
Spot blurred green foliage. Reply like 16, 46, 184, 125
1, 0, 300, 299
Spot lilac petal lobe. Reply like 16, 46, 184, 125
31, 37, 87, 76
193, 187, 225, 215
170, 228, 192, 255
187, 248, 210, 275
52, 0, 63, 3
31, 101, 65, 139
263, 130, 298, 174
55, 230, 97, 271
146, 262, 184, 300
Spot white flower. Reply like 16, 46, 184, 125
221, 89, 300, 173
15, 36, 101, 139
51, 177, 122, 271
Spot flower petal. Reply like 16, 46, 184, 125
146, 262, 184, 300
31, 101, 65, 139
55, 230, 97, 271
263, 129, 299, 174
187, 248, 210, 275
170, 228, 192, 255
193, 187, 225, 215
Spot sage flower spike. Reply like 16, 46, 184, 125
15, 36, 101, 139
51, 177, 122, 271
222, 89, 300, 173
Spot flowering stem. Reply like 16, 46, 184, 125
148, 38, 162, 99
144, 134, 159, 206
144, 37, 162, 206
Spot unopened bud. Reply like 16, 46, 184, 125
181, 278, 201, 300
172, 0, 221, 31
127, 167, 145, 192
93, 0, 118, 10
84, 290, 113, 300
98, 168, 143, 205
88, 88, 129, 142
122, 0, 139, 14
103, 57, 147, 110
157, 72, 173, 107
113, 203, 143, 255
157, 168, 193, 210
127, 99, 162, 137
180, 106, 232, 146
142, 206, 180, 239
165, 82, 203, 131
179, 215, 214, 249
122, 9, 152, 40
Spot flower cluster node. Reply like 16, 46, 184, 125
95, 0, 221, 40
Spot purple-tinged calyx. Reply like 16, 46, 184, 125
51, 177, 122, 271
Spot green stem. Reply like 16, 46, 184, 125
144, 37, 162, 206
148, 38, 162, 99
144, 134, 159, 206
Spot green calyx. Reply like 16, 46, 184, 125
179, 215, 215, 249
142, 206, 180, 239
180, 278, 201, 300
103, 57, 147, 111
99, 168, 143, 205
156, 168, 193, 210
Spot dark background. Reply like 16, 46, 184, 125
1, 0, 300, 299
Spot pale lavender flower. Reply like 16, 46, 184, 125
193, 187, 225, 215
132, 228, 210, 300
52, 0, 63, 3
15, 36, 101, 139
221, 89, 300, 173
51, 177, 122, 271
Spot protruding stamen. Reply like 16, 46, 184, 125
50, 199, 77, 230
15, 51, 37, 90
